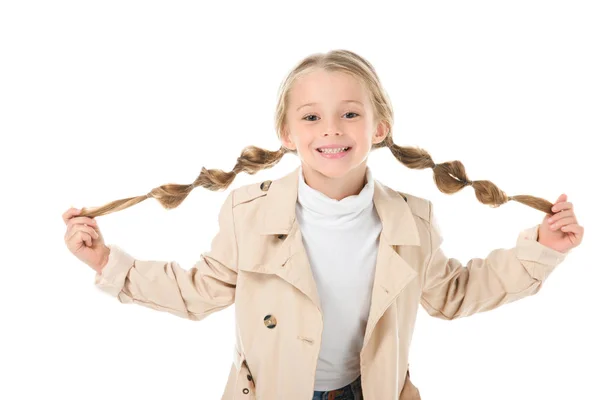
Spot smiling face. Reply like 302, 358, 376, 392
281, 68, 388, 181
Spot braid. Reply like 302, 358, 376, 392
78, 145, 290, 218
384, 137, 553, 214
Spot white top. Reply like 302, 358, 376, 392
296, 166, 382, 391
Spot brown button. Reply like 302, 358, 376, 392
260, 180, 272, 191
264, 314, 277, 329
242, 388, 249, 394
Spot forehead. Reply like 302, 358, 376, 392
289, 69, 368, 104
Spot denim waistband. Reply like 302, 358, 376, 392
312, 375, 362, 400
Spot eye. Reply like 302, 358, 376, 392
301, 112, 360, 122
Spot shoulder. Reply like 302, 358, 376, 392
396, 190, 432, 223
230, 179, 272, 208
374, 179, 432, 222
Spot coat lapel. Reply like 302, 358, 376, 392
254, 166, 421, 346
255, 166, 322, 312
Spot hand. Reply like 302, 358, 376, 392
63, 207, 110, 273
538, 194, 584, 254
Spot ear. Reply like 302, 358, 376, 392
372, 120, 389, 145
281, 126, 297, 150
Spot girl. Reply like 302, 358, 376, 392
63, 50, 583, 399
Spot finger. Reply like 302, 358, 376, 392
62, 208, 81, 224
81, 231, 92, 247
550, 216, 577, 230
547, 209, 574, 224
555, 193, 567, 203
66, 216, 98, 230
560, 224, 584, 236
65, 221, 97, 239
551, 200, 568, 212
551, 201, 573, 213
89, 226, 99, 239
65, 224, 95, 243
68, 230, 93, 248
66, 224, 99, 243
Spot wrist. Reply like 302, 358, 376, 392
97, 245, 111, 273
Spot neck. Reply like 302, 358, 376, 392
300, 161, 368, 201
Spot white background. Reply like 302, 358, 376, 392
1, 1, 598, 399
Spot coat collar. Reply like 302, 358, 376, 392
258, 165, 421, 247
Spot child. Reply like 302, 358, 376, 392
63, 49, 583, 399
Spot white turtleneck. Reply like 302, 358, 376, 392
296, 166, 382, 391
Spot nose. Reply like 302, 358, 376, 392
322, 120, 342, 137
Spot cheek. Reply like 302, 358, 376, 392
352, 126, 373, 145
293, 128, 317, 146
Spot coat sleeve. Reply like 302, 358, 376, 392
93, 190, 238, 321
420, 200, 570, 320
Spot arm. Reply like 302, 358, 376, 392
420, 201, 569, 320
94, 191, 238, 321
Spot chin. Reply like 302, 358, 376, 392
300, 148, 364, 179
311, 164, 357, 180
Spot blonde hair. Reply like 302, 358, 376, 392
78, 49, 554, 218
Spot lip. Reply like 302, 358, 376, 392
316, 145, 352, 150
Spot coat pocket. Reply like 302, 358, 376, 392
231, 346, 256, 399
399, 365, 421, 400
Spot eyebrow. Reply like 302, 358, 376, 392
296, 100, 364, 112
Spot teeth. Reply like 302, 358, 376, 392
318, 147, 349, 154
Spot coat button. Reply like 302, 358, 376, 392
260, 180, 272, 191
242, 388, 249, 394
264, 314, 277, 328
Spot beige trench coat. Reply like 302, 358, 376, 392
94, 166, 568, 399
